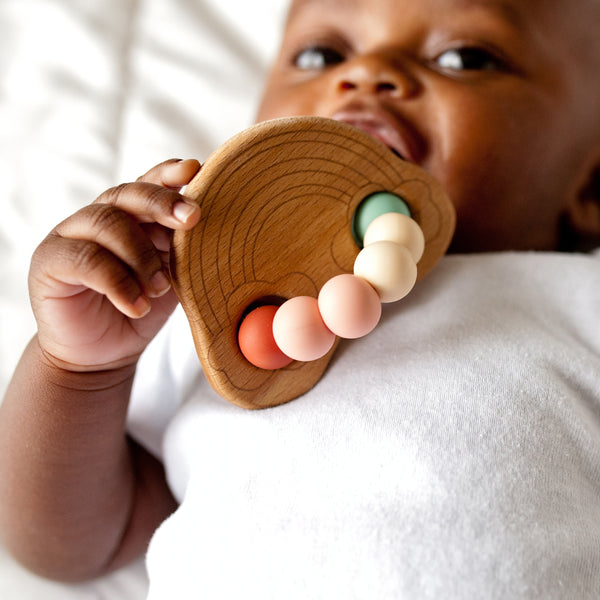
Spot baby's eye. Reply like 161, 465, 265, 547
435, 47, 505, 72
294, 46, 345, 70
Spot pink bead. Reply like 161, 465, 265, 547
272, 296, 336, 362
318, 274, 381, 339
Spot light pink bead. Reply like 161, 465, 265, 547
318, 274, 381, 339
272, 296, 336, 362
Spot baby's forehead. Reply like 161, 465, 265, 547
287, 0, 598, 23
286, 0, 599, 65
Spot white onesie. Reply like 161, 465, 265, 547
128, 251, 600, 600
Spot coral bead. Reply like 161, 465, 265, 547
318, 274, 382, 339
238, 305, 293, 370
272, 296, 336, 362
354, 241, 417, 303
363, 212, 425, 263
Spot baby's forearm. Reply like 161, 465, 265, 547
0, 336, 176, 581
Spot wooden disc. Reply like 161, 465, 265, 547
171, 116, 455, 409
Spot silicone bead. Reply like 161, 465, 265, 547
272, 296, 336, 362
318, 274, 382, 339
238, 305, 293, 370
352, 192, 411, 246
363, 212, 425, 263
354, 241, 417, 303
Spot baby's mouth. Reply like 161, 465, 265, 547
350, 121, 409, 161
330, 108, 420, 164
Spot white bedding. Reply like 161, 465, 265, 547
0, 0, 287, 597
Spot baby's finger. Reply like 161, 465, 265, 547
33, 234, 154, 320
94, 181, 200, 229
55, 204, 172, 301
140, 222, 172, 253
137, 159, 201, 189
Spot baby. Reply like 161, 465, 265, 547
1, 0, 600, 598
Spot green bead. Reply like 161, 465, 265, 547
352, 192, 411, 247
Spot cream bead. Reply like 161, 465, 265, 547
363, 212, 425, 263
353, 241, 417, 303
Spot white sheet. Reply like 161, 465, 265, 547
0, 0, 287, 597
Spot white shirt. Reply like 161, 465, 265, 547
128, 252, 600, 600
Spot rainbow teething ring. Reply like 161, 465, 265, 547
171, 116, 455, 409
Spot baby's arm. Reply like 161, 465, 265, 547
0, 159, 200, 582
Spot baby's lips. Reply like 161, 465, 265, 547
331, 105, 425, 164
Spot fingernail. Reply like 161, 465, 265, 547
132, 296, 151, 317
173, 201, 198, 223
150, 270, 171, 297
174, 158, 194, 167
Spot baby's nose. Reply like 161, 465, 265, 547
335, 54, 419, 98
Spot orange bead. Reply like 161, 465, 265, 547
238, 305, 293, 370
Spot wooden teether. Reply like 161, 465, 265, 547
171, 116, 455, 409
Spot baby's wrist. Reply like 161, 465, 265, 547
33, 336, 138, 393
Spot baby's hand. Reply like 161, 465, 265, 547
29, 159, 201, 371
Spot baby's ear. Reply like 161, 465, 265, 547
565, 159, 600, 250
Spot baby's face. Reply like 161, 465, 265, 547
257, 0, 599, 251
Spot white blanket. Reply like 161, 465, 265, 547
0, 0, 287, 597
128, 251, 600, 599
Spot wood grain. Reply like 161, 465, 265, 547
171, 116, 455, 409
